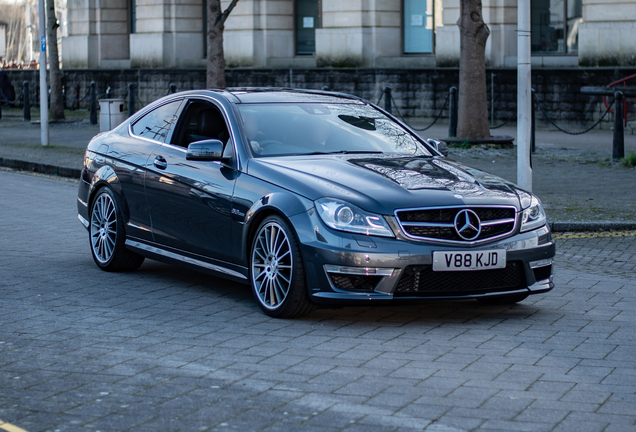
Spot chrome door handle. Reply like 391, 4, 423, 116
153, 156, 167, 169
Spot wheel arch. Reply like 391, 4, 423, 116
87, 165, 129, 223
241, 192, 313, 267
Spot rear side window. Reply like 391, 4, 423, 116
131, 100, 182, 143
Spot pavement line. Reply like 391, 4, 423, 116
0, 421, 29, 432
554, 230, 636, 239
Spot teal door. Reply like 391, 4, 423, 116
404, 0, 433, 54
296, 0, 320, 55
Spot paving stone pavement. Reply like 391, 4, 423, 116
1, 169, 636, 432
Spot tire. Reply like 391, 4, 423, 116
89, 187, 145, 272
477, 293, 529, 305
250, 215, 314, 318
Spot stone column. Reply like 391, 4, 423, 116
130, 0, 206, 68
62, 0, 99, 68
579, 0, 636, 66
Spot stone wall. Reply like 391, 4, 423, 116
3, 67, 635, 129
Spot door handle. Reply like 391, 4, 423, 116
153, 156, 167, 170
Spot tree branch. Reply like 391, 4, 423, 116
220, 0, 240, 25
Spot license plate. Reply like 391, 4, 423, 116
432, 250, 506, 272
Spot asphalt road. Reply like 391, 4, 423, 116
1, 169, 636, 432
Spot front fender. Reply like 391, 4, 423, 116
234, 175, 314, 266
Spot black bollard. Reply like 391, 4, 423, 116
384, 87, 392, 114
23, 81, 31, 121
322, 86, 329, 91
613, 91, 624, 160
74, 85, 80, 111
531, 89, 536, 154
449, 87, 458, 138
128, 83, 135, 117
169, 83, 177, 94
106, 86, 111, 99
90, 81, 97, 125
62, 86, 67, 110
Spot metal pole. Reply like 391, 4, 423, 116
128, 83, 135, 117
517, 0, 532, 191
169, 83, 176, 94
449, 87, 458, 138
38, 0, 49, 146
531, 89, 536, 153
23, 81, 31, 121
613, 91, 624, 160
491, 73, 495, 127
384, 87, 392, 114
89, 81, 97, 125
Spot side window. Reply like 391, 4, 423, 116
172, 101, 230, 148
131, 100, 182, 143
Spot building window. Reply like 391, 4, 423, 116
130, 0, 136, 34
296, 0, 321, 55
531, 0, 582, 54
403, 0, 433, 54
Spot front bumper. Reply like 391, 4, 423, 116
289, 209, 555, 305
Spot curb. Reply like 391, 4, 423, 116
0, 157, 81, 179
2, 157, 636, 233
550, 221, 636, 232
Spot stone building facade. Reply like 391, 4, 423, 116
61, 0, 636, 70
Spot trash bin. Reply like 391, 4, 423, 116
99, 99, 126, 132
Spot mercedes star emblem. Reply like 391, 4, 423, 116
454, 209, 481, 241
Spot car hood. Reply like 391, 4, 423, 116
248, 155, 530, 214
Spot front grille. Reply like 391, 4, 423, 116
532, 265, 552, 281
395, 206, 517, 243
393, 261, 526, 297
330, 274, 383, 291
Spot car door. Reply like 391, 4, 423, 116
115, 98, 183, 241
144, 99, 238, 263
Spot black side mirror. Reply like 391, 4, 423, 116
186, 139, 229, 161
426, 138, 449, 157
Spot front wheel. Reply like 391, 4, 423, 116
477, 293, 529, 305
89, 187, 145, 272
250, 215, 314, 318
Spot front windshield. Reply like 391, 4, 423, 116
238, 103, 432, 157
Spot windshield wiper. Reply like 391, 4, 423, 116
301, 150, 384, 155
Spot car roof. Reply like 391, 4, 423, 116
226, 88, 367, 105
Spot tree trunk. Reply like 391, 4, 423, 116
47, 0, 64, 120
206, 0, 240, 89
457, 0, 490, 139
206, 0, 225, 89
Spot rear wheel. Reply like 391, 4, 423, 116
250, 215, 314, 318
89, 188, 145, 272
477, 293, 529, 305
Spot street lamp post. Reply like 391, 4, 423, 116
517, 0, 532, 191
38, 0, 49, 146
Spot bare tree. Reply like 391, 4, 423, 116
457, 0, 490, 139
206, 0, 240, 89
46, 0, 64, 120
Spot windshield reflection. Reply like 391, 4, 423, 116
238, 103, 432, 157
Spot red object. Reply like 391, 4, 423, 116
603, 73, 636, 126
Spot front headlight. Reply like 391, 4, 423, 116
315, 198, 394, 237
520, 196, 547, 232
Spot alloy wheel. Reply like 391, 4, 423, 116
90, 192, 117, 264
251, 221, 294, 310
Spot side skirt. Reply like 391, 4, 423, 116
125, 239, 249, 284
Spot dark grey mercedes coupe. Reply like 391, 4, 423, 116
77, 88, 555, 318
